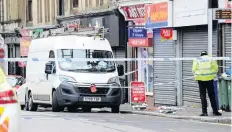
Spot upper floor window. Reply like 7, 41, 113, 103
73, 0, 79, 8
100, 0, 104, 6
27, 0, 33, 21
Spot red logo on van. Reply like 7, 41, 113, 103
90, 84, 97, 93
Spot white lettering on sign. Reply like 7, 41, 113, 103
163, 30, 171, 37
133, 29, 143, 32
130, 39, 146, 46
129, 7, 138, 18
122, 5, 145, 20
137, 7, 145, 18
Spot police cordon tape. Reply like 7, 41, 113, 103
0, 57, 231, 62
119, 76, 194, 89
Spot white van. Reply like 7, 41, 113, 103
25, 34, 124, 113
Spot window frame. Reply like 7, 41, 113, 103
73, 0, 79, 8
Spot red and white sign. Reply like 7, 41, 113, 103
0, 48, 4, 58
129, 39, 149, 47
160, 28, 173, 40
120, 4, 145, 21
131, 81, 146, 103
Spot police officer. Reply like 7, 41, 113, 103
192, 51, 222, 116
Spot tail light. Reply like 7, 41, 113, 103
0, 89, 17, 104
15, 85, 20, 89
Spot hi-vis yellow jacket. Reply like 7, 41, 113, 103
192, 55, 218, 81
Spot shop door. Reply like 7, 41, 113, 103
182, 26, 217, 105
153, 29, 177, 105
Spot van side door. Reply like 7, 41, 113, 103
40, 50, 56, 103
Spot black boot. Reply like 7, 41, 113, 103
213, 111, 222, 116
199, 113, 208, 116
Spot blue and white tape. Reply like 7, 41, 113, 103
0, 57, 231, 62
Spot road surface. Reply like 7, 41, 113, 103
21, 109, 231, 132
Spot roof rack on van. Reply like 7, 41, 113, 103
32, 26, 109, 40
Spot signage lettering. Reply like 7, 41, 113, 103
131, 81, 146, 103
121, 4, 145, 20
160, 28, 173, 40
215, 9, 231, 19
128, 28, 147, 38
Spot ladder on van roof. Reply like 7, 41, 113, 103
32, 26, 109, 39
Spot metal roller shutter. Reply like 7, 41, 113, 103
153, 29, 177, 105
224, 24, 231, 69
182, 26, 217, 105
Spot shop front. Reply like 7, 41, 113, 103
144, 1, 177, 106
118, 2, 157, 106
128, 27, 154, 96
181, 25, 218, 105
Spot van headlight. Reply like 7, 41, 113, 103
59, 75, 76, 82
107, 76, 120, 84
110, 83, 120, 89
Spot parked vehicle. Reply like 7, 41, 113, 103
6, 75, 27, 110
25, 34, 124, 113
0, 69, 21, 132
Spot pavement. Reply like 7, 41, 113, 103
21, 108, 231, 132
120, 104, 232, 125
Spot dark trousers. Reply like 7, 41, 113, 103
198, 80, 218, 113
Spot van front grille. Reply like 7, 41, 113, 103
76, 87, 109, 94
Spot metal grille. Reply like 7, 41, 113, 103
224, 24, 231, 69
76, 87, 109, 95
153, 29, 177, 105
182, 26, 217, 105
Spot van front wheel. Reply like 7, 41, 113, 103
52, 91, 63, 112
111, 105, 120, 113
28, 93, 38, 111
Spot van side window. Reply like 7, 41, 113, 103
49, 50, 56, 73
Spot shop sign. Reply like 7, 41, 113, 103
160, 28, 173, 41
145, 2, 169, 29
131, 81, 146, 103
20, 29, 31, 56
128, 28, 152, 47
120, 4, 145, 21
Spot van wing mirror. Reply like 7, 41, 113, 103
117, 65, 124, 76
45, 63, 53, 74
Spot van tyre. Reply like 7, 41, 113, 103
28, 93, 38, 111
24, 97, 29, 111
21, 105, 25, 110
52, 91, 63, 112
111, 105, 120, 113
82, 107, 91, 112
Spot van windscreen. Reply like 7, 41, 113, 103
57, 49, 116, 73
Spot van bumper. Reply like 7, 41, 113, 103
56, 82, 121, 108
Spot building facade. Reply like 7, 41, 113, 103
0, 0, 63, 76
119, 0, 231, 107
